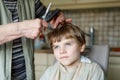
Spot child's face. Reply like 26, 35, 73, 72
52, 38, 85, 67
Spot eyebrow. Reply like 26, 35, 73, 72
52, 39, 75, 45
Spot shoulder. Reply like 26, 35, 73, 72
90, 62, 103, 72
83, 62, 104, 77
46, 61, 59, 71
80, 56, 103, 72
82, 61, 103, 72
40, 62, 59, 80
81, 62, 104, 79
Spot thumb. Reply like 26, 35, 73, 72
65, 18, 72, 23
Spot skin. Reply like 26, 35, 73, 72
0, 12, 72, 45
52, 38, 85, 69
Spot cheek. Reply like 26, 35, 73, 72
69, 46, 81, 57
53, 49, 59, 55
69, 45, 80, 53
53, 51, 59, 59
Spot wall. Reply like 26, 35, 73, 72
63, 7, 120, 47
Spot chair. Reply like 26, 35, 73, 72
85, 45, 110, 76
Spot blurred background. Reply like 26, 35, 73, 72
34, 0, 120, 80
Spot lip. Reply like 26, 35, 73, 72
60, 56, 69, 59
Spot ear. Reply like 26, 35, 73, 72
80, 44, 86, 52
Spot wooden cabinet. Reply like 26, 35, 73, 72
77, 0, 119, 3
108, 56, 120, 80
41, 0, 77, 10
41, 0, 120, 10
41, 0, 76, 5
34, 52, 54, 80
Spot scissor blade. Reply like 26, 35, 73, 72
42, 2, 52, 19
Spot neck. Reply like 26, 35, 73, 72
64, 60, 80, 71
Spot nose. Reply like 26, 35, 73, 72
60, 47, 66, 54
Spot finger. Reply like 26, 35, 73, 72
53, 15, 65, 28
65, 18, 72, 23
42, 20, 48, 28
53, 20, 59, 29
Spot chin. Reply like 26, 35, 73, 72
61, 62, 72, 66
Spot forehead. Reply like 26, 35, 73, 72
51, 34, 75, 44
52, 38, 76, 45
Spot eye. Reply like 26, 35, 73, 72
66, 43, 71, 46
53, 45, 59, 49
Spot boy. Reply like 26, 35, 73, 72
40, 23, 104, 80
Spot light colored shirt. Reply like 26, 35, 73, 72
40, 59, 104, 80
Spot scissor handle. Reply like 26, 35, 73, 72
45, 9, 61, 22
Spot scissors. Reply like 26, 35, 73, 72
42, 2, 52, 20
41, 2, 61, 29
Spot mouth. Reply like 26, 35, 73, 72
60, 56, 69, 59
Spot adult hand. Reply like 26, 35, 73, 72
49, 12, 72, 29
19, 19, 48, 39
